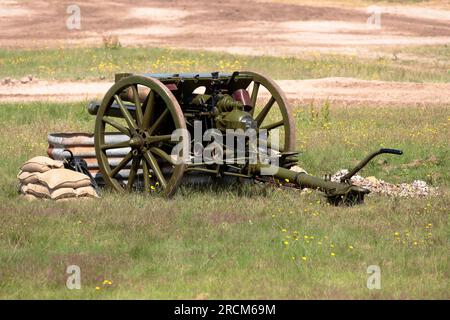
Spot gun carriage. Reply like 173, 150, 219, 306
88, 71, 402, 205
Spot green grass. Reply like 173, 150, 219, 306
1, 46, 450, 82
0, 102, 448, 299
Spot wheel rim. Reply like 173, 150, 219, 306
240, 71, 295, 152
94, 75, 186, 197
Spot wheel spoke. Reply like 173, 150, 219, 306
148, 108, 170, 135
250, 82, 260, 115
110, 152, 133, 177
114, 94, 137, 132
255, 96, 275, 126
150, 147, 175, 165
144, 134, 172, 144
127, 156, 140, 191
102, 116, 131, 136
142, 91, 155, 129
101, 140, 130, 150
143, 150, 167, 189
142, 158, 150, 193
132, 85, 144, 128
260, 120, 284, 131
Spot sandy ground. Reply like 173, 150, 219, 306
2, 78, 450, 107
1, 0, 450, 56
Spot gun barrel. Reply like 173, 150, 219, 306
87, 101, 100, 115
87, 101, 136, 118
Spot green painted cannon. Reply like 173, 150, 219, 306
88, 71, 402, 205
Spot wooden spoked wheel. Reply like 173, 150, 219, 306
240, 71, 296, 153
94, 75, 186, 197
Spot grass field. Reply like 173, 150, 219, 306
0, 101, 448, 299
1, 45, 450, 82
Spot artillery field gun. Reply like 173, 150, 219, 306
87, 71, 402, 205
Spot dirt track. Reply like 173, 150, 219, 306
3, 78, 450, 107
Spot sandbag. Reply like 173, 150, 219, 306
20, 193, 38, 201
22, 183, 51, 199
38, 168, 92, 189
76, 185, 100, 198
57, 197, 92, 202
21, 156, 63, 173
51, 187, 77, 200
17, 170, 41, 185
19, 184, 28, 195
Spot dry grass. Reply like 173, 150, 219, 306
2, 46, 450, 83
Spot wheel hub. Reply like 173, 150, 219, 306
129, 134, 145, 150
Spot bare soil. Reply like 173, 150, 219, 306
1, 0, 450, 56
2, 78, 450, 107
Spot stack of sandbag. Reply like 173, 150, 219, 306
18, 156, 100, 201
